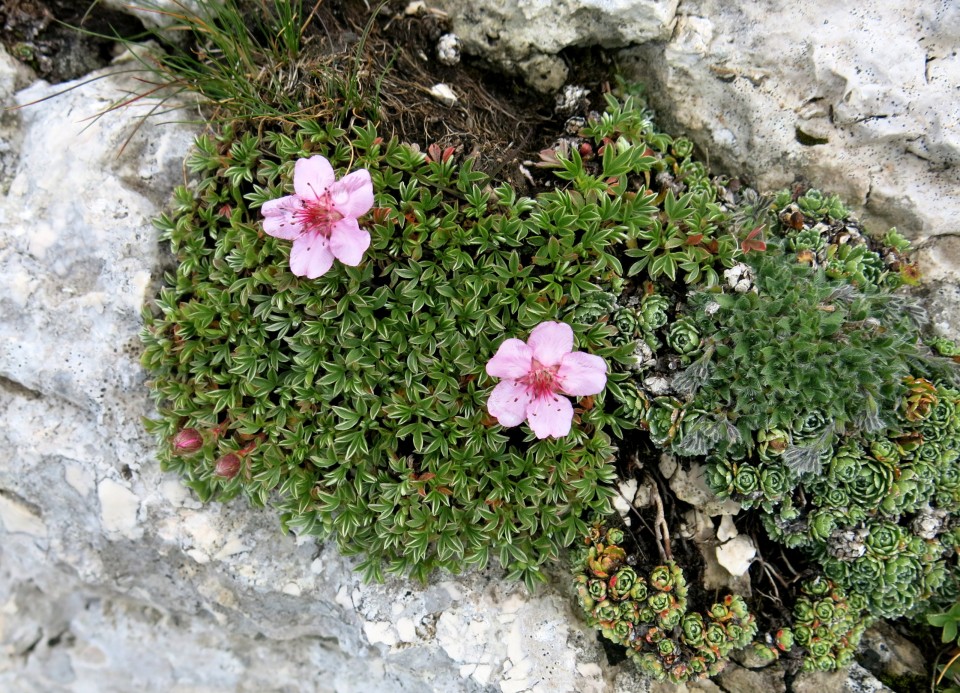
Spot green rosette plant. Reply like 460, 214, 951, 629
573, 520, 757, 684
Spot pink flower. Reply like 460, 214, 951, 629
486, 321, 607, 439
261, 155, 374, 278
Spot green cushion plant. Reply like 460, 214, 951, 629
141, 91, 731, 587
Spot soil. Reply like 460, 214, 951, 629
0, 0, 146, 82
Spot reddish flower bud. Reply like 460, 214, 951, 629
214, 453, 241, 479
172, 428, 203, 454
579, 142, 593, 158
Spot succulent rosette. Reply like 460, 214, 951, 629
593, 600, 619, 624
759, 465, 790, 499
681, 613, 706, 646
587, 543, 627, 579
704, 622, 727, 650
639, 293, 671, 331
865, 522, 904, 559
671, 137, 695, 158
587, 578, 608, 603
809, 509, 839, 542
757, 427, 791, 461
819, 485, 850, 509
608, 566, 639, 601
793, 599, 816, 625
650, 564, 676, 592
733, 465, 761, 496
618, 600, 641, 624
613, 308, 641, 339
706, 458, 736, 497
776, 628, 795, 652
903, 376, 939, 422
847, 457, 894, 507
666, 316, 702, 356
708, 602, 730, 622
828, 449, 862, 485
814, 599, 836, 622
868, 438, 900, 465
649, 592, 673, 614
792, 410, 830, 441
646, 397, 686, 447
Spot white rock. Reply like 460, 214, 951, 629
623, 0, 960, 238
437, 34, 462, 65
659, 453, 678, 479
281, 582, 302, 597
716, 514, 739, 542
363, 620, 398, 647
716, 535, 757, 577
429, 83, 458, 106
395, 617, 418, 643
612, 478, 638, 525
63, 462, 95, 498
97, 479, 141, 540
0, 493, 47, 538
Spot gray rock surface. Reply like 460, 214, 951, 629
438, 0, 960, 240
0, 48, 641, 693
431, 0, 678, 91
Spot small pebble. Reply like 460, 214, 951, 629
437, 34, 461, 66
429, 83, 457, 106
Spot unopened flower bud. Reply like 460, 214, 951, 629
172, 428, 203, 454
214, 453, 241, 479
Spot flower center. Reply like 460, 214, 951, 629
294, 192, 343, 237
522, 359, 560, 399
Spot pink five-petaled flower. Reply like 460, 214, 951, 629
486, 321, 607, 439
261, 155, 374, 279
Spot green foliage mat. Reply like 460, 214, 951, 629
140, 103, 713, 585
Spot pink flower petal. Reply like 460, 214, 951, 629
262, 195, 304, 240
557, 352, 607, 396
488, 380, 533, 427
329, 218, 371, 266
330, 169, 374, 218
486, 339, 534, 379
289, 233, 335, 278
527, 321, 573, 366
526, 393, 574, 439
294, 156, 336, 199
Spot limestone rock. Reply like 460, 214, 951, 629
859, 621, 928, 686
924, 280, 960, 343
792, 663, 893, 693
716, 662, 785, 693
612, 478, 639, 525
622, 0, 960, 238
102, 0, 207, 29
431, 0, 678, 91
715, 535, 756, 578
